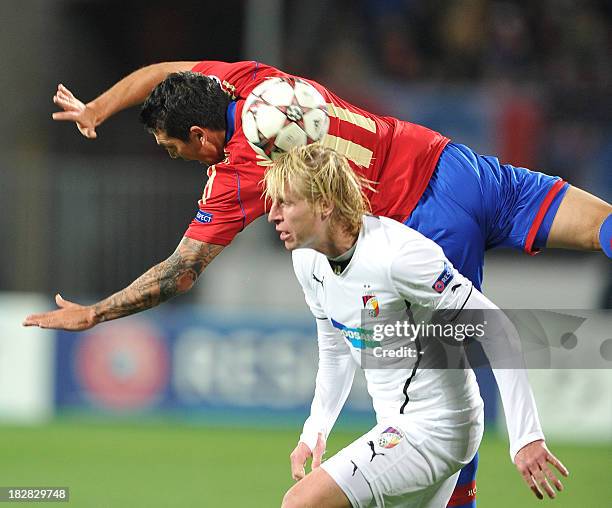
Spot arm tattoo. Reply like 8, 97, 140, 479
93, 238, 224, 322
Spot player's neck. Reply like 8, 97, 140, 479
209, 129, 227, 158
315, 226, 359, 258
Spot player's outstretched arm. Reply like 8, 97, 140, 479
22, 237, 223, 331
514, 440, 569, 500
52, 61, 198, 139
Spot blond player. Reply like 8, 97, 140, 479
265, 145, 568, 507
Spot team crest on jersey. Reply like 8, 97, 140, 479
432, 262, 454, 293
378, 427, 404, 449
362, 290, 380, 317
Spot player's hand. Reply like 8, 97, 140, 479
52, 84, 98, 139
289, 433, 326, 481
22, 293, 99, 331
514, 440, 569, 499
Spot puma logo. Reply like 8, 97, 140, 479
367, 440, 385, 462
313, 274, 324, 286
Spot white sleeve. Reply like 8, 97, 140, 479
462, 289, 545, 462
299, 318, 356, 451
389, 239, 473, 310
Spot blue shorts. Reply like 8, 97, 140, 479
405, 143, 568, 290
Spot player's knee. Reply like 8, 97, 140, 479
281, 486, 306, 508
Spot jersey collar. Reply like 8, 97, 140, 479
225, 101, 237, 144
326, 217, 367, 279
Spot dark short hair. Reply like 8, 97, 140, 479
140, 72, 231, 141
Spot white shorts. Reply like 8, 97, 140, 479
321, 409, 483, 508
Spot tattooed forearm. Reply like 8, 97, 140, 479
92, 238, 224, 323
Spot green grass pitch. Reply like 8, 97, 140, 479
1, 420, 609, 507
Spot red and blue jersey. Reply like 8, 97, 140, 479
184, 60, 449, 246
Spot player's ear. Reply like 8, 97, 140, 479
319, 200, 334, 221
189, 126, 207, 146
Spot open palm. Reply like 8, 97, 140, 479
52, 84, 98, 138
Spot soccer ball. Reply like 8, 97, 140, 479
242, 77, 330, 160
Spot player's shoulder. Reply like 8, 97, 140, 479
224, 134, 269, 168
366, 215, 445, 259
193, 60, 278, 79
363, 215, 433, 245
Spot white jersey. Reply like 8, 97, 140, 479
293, 215, 544, 461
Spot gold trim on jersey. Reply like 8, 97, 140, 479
326, 104, 377, 133
202, 165, 217, 204
256, 154, 274, 167
222, 80, 237, 99
320, 134, 373, 168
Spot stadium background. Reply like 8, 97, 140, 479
1, 0, 610, 506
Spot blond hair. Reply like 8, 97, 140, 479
264, 144, 374, 235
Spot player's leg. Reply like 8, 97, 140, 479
546, 186, 612, 253
446, 453, 478, 508
281, 468, 351, 508
468, 149, 611, 257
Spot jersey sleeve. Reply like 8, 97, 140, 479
191, 60, 282, 99
292, 250, 326, 319
390, 235, 473, 310
184, 163, 248, 246
291, 251, 355, 450
300, 318, 356, 451
461, 289, 545, 461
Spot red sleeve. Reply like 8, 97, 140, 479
183, 160, 266, 246
191, 61, 283, 99
184, 163, 246, 246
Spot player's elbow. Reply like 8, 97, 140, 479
175, 271, 198, 293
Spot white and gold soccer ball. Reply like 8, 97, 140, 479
242, 77, 330, 160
